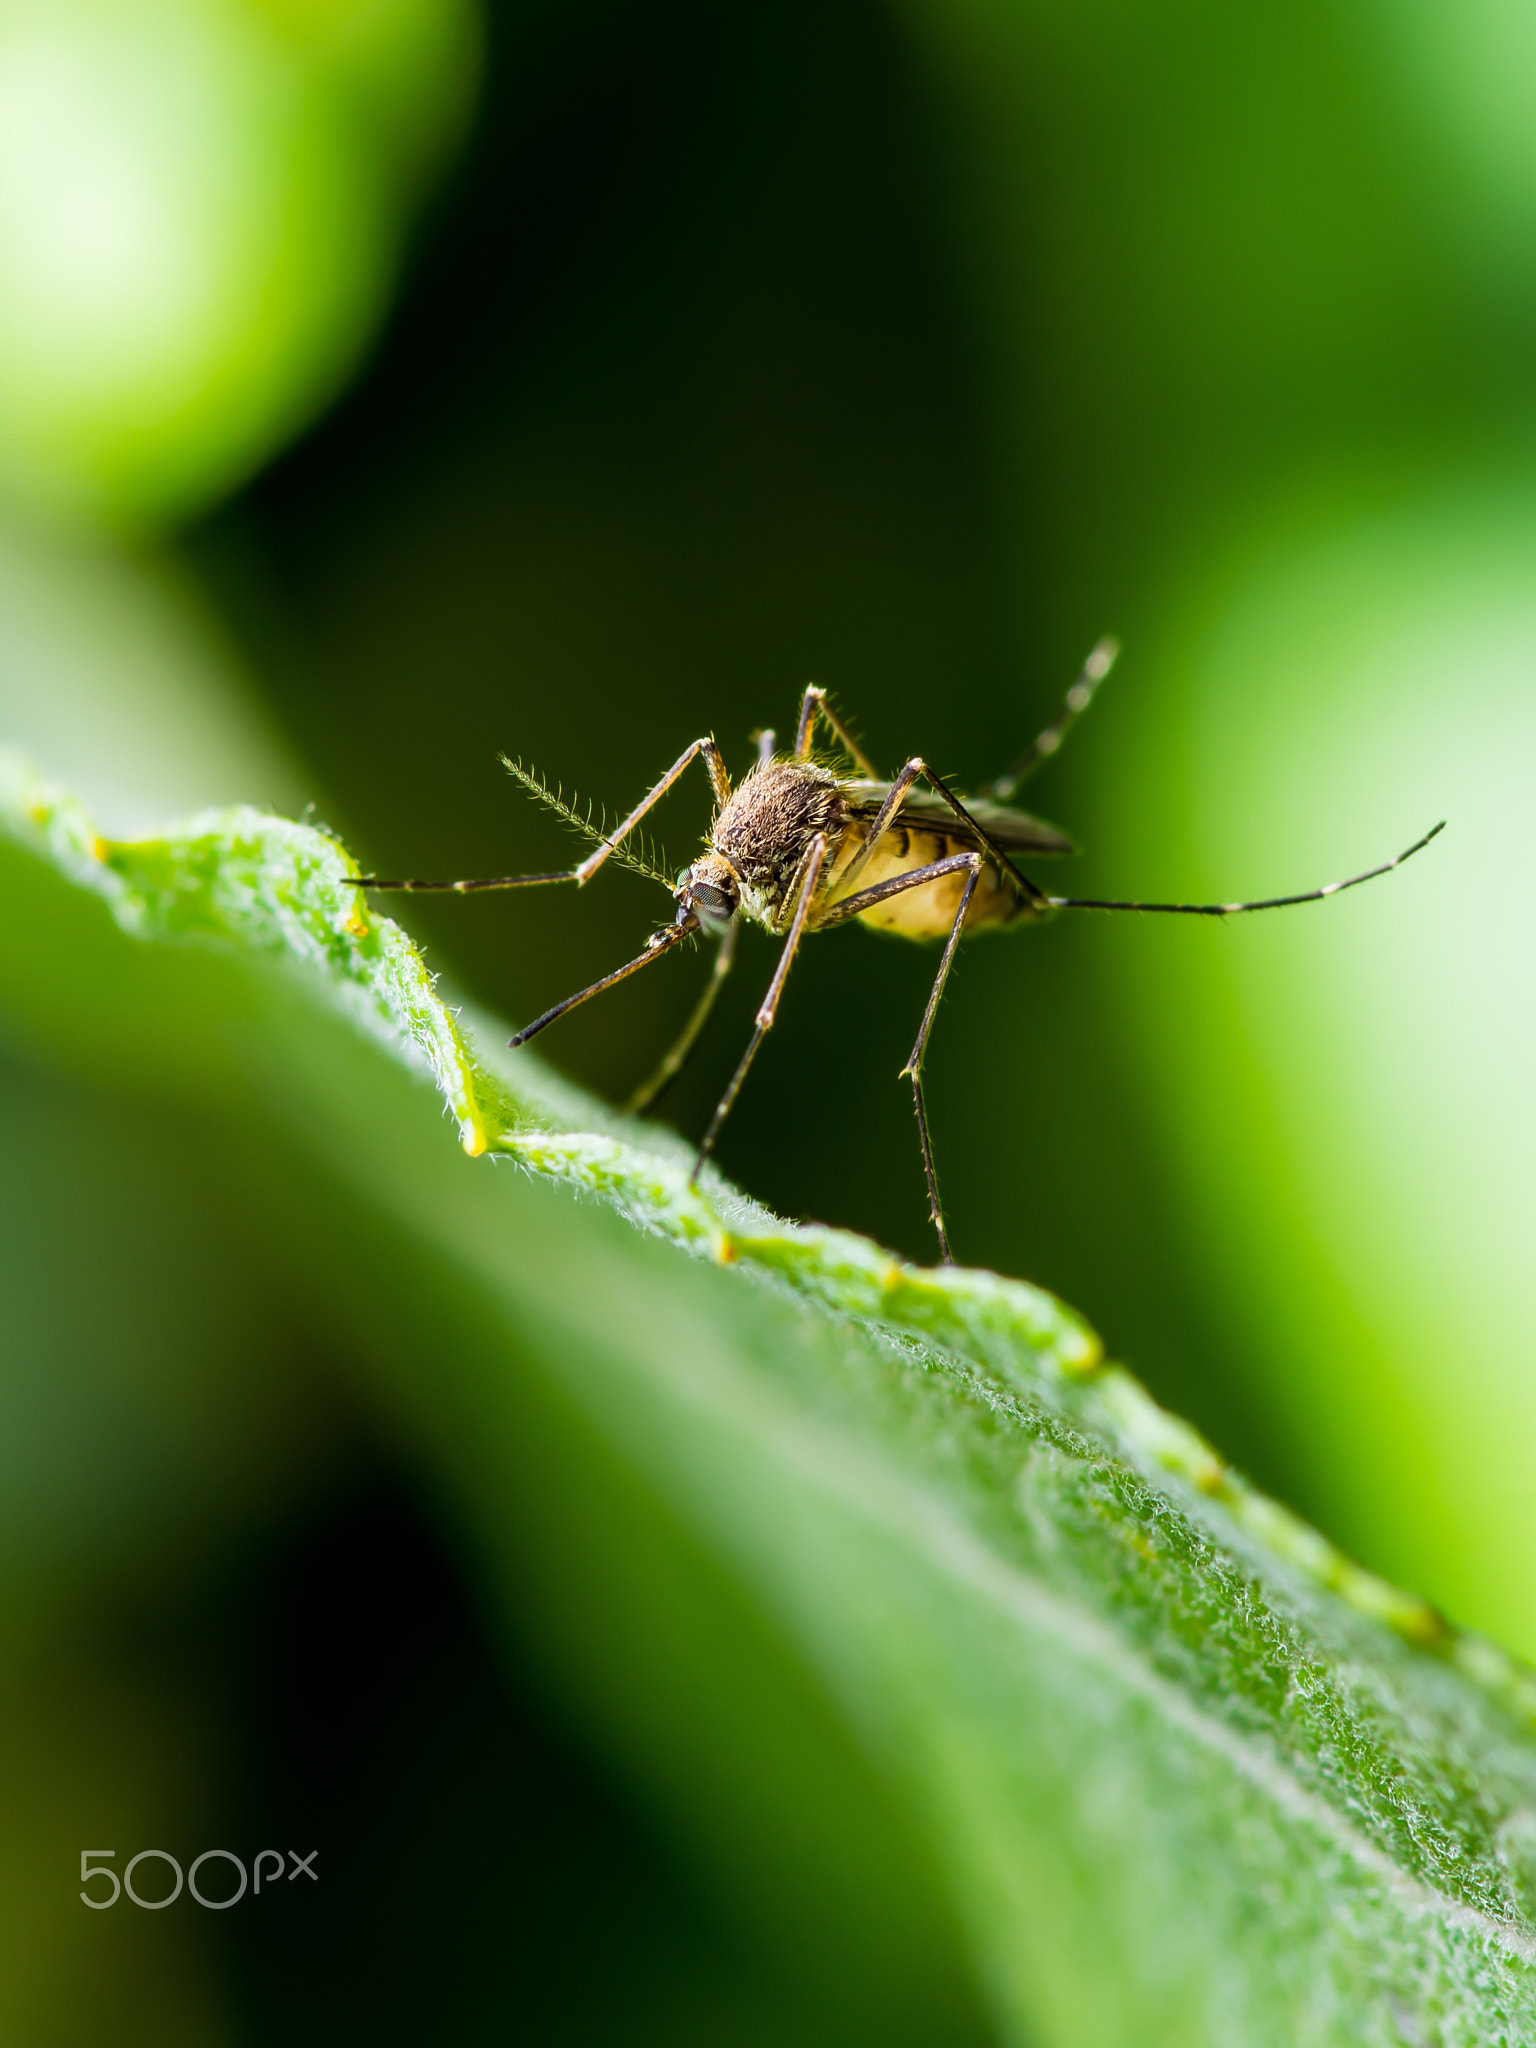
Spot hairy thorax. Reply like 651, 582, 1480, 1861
711, 762, 848, 918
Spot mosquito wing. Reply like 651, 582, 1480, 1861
841, 779, 1076, 855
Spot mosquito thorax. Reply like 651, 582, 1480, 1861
710, 760, 847, 913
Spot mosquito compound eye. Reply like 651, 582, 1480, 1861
690, 881, 735, 922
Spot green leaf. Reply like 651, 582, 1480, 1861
5, 747, 1536, 2047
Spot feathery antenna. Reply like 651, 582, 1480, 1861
500, 755, 677, 893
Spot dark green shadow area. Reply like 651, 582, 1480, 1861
207, 1467, 1000, 2048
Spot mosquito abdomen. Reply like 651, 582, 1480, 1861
836, 828, 1040, 939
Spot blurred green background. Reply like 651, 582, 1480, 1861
2, 0, 1534, 2038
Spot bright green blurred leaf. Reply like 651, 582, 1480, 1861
1093, 473, 1536, 1662
0, 0, 479, 530
7, 761, 1536, 2044
1372, 0, 1536, 248
253, 0, 481, 179
0, 515, 305, 830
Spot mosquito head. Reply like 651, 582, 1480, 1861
675, 852, 740, 932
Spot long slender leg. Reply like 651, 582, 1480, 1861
357, 737, 730, 894
815, 849, 984, 929
507, 921, 692, 1050
575, 736, 731, 884
810, 847, 988, 1260
915, 762, 1050, 910
624, 919, 740, 1115
793, 689, 817, 757
1047, 821, 1444, 917
831, 755, 1048, 915
354, 868, 578, 894
691, 835, 827, 1182
982, 637, 1119, 801
750, 727, 778, 772
793, 686, 880, 777
902, 856, 981, 1263
832, 757, 918, 899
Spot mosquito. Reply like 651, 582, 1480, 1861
351, 639, 1443, 1261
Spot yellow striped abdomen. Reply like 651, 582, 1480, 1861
825, 826, 1036, 940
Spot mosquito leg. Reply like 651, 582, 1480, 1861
624, 919, 739, 1115
575, 736, 732, 885
812, 847, 985, 1260
508, 921, 692, 1050
691, 835, 827, 1182
902, 855, 982, 1262
792, 687, 820, 758
815, 850, 985, 928
792, 685, 880, 777
1048, 821, 1445, 917
354, 869, 578, 894
830, 757, 924, 901
358, 738, 730, 894
830, 757, 1048, 916
908, 762, 1050, 914
982, 636, 1119, 801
